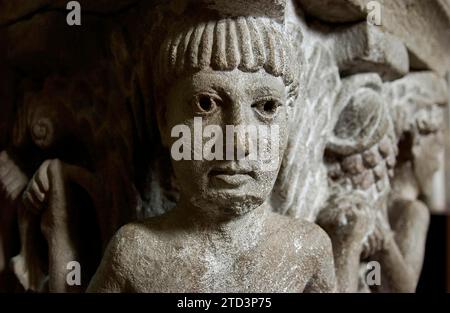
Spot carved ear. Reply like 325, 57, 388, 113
327, 73, 388, 156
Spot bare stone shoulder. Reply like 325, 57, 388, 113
109, 218, 172, 263
95, 220, 169, 289
267, 212, 333, 264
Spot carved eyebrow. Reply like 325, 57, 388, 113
190, 84, 227, 99
248, 86, 284, 100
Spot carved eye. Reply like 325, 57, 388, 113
193, 94, 219, 114
252, 99, 281, 118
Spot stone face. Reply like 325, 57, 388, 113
0, 0, 449, 293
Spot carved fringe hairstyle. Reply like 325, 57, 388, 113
153, 16, 299, 104
137, 15, 302, 217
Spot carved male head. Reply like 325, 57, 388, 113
148, 15, 299, 218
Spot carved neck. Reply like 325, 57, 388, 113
170, 198, 270, 245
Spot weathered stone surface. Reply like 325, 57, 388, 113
186, 0, 286, 21
297, 0, 450, 76
321, 68, 445, 292
385, 72, 448, 214
296, 0, 369, 23
381, 0, 450, 76
327, 23, 409, 80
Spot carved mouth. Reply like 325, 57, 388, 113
209, 167, 255, 186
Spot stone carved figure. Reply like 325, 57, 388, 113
318, 71, 447, 292
318, 73, 398, 292
88, 8, 337, 292
374, 72, 447, 292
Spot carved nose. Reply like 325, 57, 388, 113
229, 103, 246, 125
223, 103, 255, 160
224, 125, 251, 160
235, 130, 250, 159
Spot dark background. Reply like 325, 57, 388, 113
416, 215, 449, 292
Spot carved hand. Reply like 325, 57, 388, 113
22, 160, 52, 215
361, 212, 393, 260
317, 193, 373, 246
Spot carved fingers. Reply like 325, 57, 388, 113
361, 208, 394, 260
362, 224, 383, 260
0, 150, 28, 202
317, 192, 374, 245
337, 202, 371, 242
22, 160, 52, 215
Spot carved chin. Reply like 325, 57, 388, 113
189, 192, 265, 218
